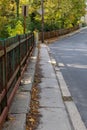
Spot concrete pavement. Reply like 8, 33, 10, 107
36, 44, 73, 130
2, 42, 87, 130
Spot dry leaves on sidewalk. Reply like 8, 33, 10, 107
26, 54, 42, 130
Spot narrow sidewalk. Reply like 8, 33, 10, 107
2, 44, 73, 130
36, 44, 73, 130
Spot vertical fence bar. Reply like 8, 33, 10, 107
18, 35, 21, 77
2, 40, 7, 119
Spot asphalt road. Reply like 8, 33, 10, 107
49, 28, 87, 128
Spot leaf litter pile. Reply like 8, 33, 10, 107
26, 54, 42, 130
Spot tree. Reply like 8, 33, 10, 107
15, 0, 20, 17
0, 0, 16, 38
0, 0, 86, 38
28, 0, 85, 30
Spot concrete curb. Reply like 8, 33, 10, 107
2, 47, 38, 130
47, 46, 87, 130
65, 101, 87, 130
55, 65, 87, 130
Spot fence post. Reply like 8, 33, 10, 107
3, 40, 8, 119
26, 34, 28, 55
18, 35, 21, 77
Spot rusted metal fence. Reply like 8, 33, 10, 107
0, 33, 35, 128
39, 25, 79, 40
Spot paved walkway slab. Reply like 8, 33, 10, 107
3, 114, 26, 130
37, 108, 72, 130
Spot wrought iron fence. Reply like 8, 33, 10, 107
39, 25, 79, 40
0, 33, 35, 128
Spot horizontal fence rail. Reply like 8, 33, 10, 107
0, 33, 35, 129
39, 25, 79, 40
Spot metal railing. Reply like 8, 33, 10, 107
39, 25, 79, 40
0, 33, 35, 128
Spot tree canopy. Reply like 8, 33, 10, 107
0, 0, 86, 38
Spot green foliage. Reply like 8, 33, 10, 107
0, 0, 86, 38
7, 20, 24, 36
29, 0, 85, 30
0, 0, 16, 38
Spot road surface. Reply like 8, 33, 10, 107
49, 28, 87, 128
